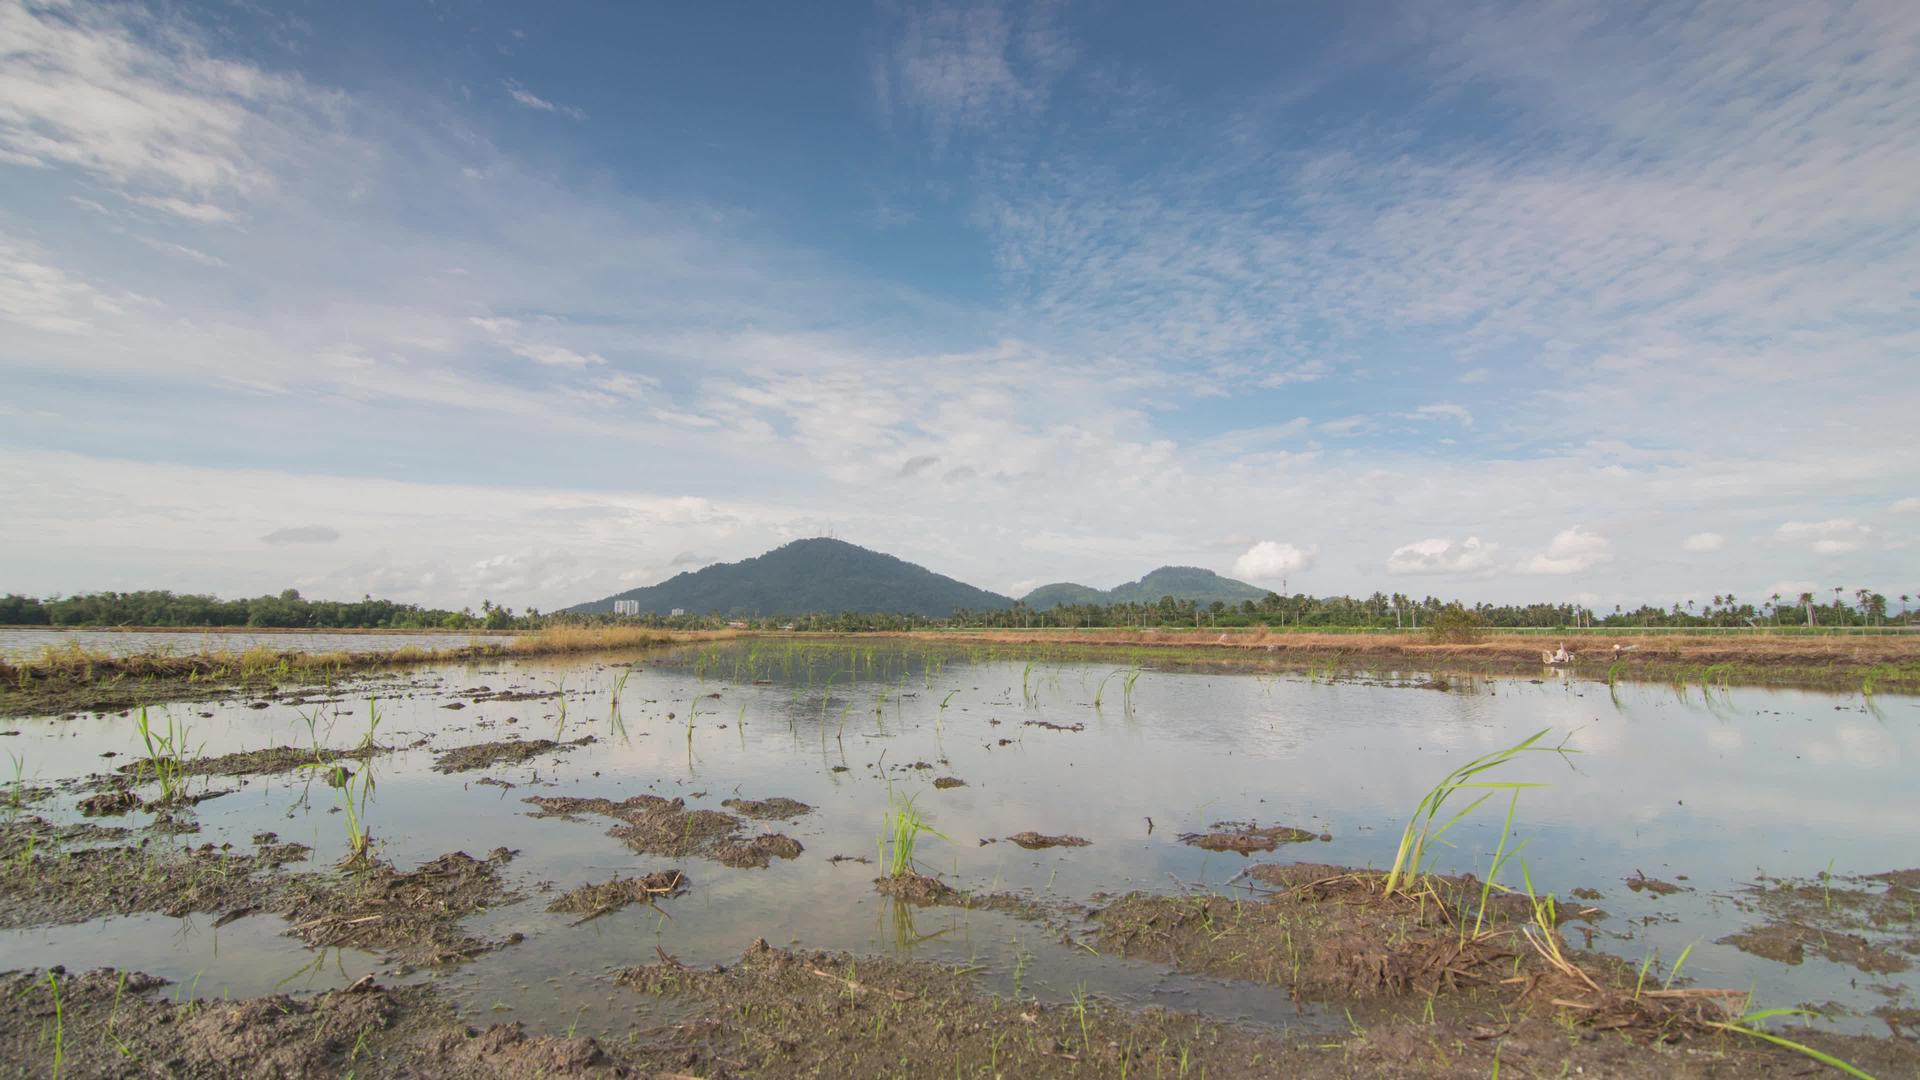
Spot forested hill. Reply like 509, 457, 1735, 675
567, 538, 1014, 618
1021, 566, 1270, 610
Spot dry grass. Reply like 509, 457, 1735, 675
0, 626, 732, 695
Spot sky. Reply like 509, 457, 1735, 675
2, 0, 1917, 612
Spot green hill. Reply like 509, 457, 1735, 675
567, 538, 1013, 618
1020, 566, 1269, 610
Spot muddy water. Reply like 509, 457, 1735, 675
0, 627, 511, 660
4, 640, 1916, 1042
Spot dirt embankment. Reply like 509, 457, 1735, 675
0, 627, 733, 717
870, 627, 1920, 691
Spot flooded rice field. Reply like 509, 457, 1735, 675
0, 627, 513, 661
3, 639, 1917, 1074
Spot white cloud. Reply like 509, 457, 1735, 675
1515, 526, 1613, 575
1386, 536, 1497, 576
1232, 541, 1317, 584
1682, 531, 1725, 553
1776, 518, 1873, 555
0, 0, 316, 198
1893, 497, 1920, 513
127, 194, 235, 223
509, 342, 606, 368
879, 0, 1072, 137
1409, 403, 1473, 427
502, 80, 586, 120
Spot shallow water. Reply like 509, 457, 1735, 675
0, 627, 512, 660
4, 640, 1916, 1041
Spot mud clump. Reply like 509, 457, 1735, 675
1008, 831, 1091, 850
117, 741, 390, 779
1096, 865, 1580, 1002
525, 793, 804, 869
1721, 870, 1920, 975
932, 776, 967, 789
548, 870, 688, 922
432, 735, 595, 773
0, 968, 622, 1079
77, 786, 140, 816
1181, 822, 1327, 854
1022, 719, 1085, 732
0, 820, 296, 928
714, 834, 805, 868
1626, 872, 1684, 895
278, 848, 521, 968
874, 870, 961, 905
720, 796, 813, 819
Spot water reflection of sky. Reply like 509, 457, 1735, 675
6, 641, 1915, 1037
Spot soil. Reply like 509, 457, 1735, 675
522, 793, 804, 869
1006, 831, 1091, 850
0, 818, 305, 928
1719, 870, 1920, 975
5, 948, 1913, 1080
1180, 822, 1328, 853
931, 776, 966, 788
150, 741, 392, 778
432, 735, 596, 773
547, 869, 688, 923
875, 627, 1920, 694
1627, 872, 1685, 895
277, 848, 523, 968
719, 796, 812, 819
1, 814, 516, 969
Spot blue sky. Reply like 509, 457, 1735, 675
1, 0, 1916, 610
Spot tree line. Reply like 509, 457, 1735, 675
0, 590, 538, 631
2, 586, 1911, 633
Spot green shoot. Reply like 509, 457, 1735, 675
878, 789, 949, 878
1707, 1008, 1874, 1079
48, 970, 64, 1079
1383, 728, 1573, 896
134, 706, 193, 802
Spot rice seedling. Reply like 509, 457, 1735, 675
133, 706, 194, 802
1093, 669, 1123, 709
302, 698, 380, 861
1471, 787, 1531, 935
1705, 1008, 1873, 1079
46, 970, 64, 1079
1383, 728, 1574, 897
1072, 982, 1092, 1056
6, 752, 23, 817
1662, 940, 1696, 990
877, 788, 949, 878
1021, 659, 1038, 707
1122, 665, 1142, 711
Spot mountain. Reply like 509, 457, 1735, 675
1020, 566, 1271, 610
567, 538, 1014, 617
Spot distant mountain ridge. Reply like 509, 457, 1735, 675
1020, 566, 1270, 610
566, 538, 1013, 617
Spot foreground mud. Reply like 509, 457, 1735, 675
7, 940, 1916, 1079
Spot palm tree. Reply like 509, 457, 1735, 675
1799, 592, 1816, 627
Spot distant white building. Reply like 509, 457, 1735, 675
670, 607, 686, 617
613, 599, 640, 616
